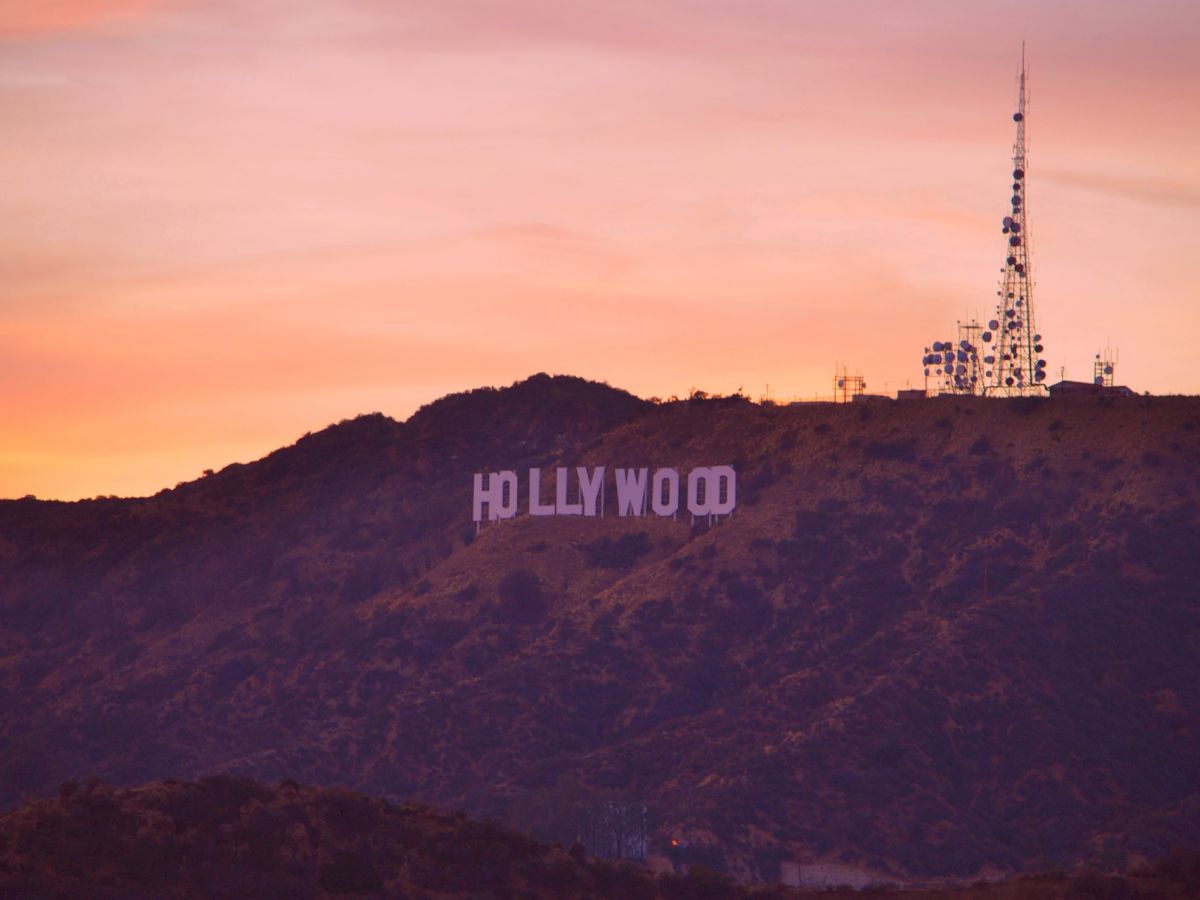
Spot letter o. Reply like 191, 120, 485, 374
687, 467, 713, 516
651, 468, 679, 516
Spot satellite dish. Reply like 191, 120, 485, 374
989, 319, 1000, 330
984, 355, 995, 364
982, 332, 992, 342
1014, 168, 1024, 179
933, 341, 943, 351
1104, 365, 1113, 374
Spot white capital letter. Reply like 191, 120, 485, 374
472, 472, 491, 523
492, 470, 518, 520
614, 468, 649, 517
651, 468, 679, 517
556, 466, 583, 515
687, 467, 713, 516
709, 465, 737, 515
528, 468, 555, 516
578, 466, 604, 517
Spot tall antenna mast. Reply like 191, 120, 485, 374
982, 43, 1048, 395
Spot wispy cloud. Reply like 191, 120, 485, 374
0, 0, 165, 37
1041, 169, 1200, 212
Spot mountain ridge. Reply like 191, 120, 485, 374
1, 375, 1197, 882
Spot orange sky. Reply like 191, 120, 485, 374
2, 0, 1198, 500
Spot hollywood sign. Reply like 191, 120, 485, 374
472, 466, 736, 526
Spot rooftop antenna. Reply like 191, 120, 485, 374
1094, 346, 1118, 387
833, 364, 865, 403
982, 42, 1049, 395
921, 320, 985, 395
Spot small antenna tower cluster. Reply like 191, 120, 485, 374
921, 320, 984, 394
1094, 348, 1118, 387
833, 366, 865, 403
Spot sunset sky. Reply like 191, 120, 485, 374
2, 0, 1198, 500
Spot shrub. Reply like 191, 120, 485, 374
583, 532, 651, 569
863, 439, 917, 462
317, 852, 383, 894
496, 569, 546, 622
212, 656, 259, 692
968, 436, 994, 455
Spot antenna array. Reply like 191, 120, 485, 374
982, 43, 1048, 395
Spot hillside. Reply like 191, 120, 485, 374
1, 375, 1198, 882
0, 775, 730, 899
4, 777, 1197, 899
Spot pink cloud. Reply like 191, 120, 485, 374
0, 0, 163, 36
1040, 169, 1200, 211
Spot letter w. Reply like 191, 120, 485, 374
614, 468, 648, 517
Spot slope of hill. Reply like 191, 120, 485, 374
1, 375, 1198, 882
2, 777, 1197, 899
0, 775, 722, 899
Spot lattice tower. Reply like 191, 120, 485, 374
982, 44, 1048, 395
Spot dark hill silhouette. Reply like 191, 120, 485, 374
1, 375, 1198, 883
2, 777, 1197, 898
0, 776, 740, 899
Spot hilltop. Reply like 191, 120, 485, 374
1, 375, 1198, 882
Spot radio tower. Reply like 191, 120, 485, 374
982, 44, 1048, 395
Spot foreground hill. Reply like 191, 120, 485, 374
2, 777, 1197, 899
0, 775, 737, 899
1, 375, 1198, 881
